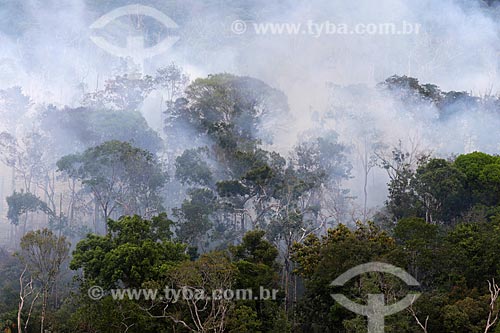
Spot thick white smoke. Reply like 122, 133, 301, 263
0, 0, 499, 213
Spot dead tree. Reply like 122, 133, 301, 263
485, 279, 500, 333
408, 295, 428, 333
17, 265, 40, 333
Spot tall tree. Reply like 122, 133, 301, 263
411, 158, 466, 224
57, 141, 167, 233
18, 229, 70, 333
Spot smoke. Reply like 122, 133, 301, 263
0, 0, 499, 213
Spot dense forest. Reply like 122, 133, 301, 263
0, 69, 499, 332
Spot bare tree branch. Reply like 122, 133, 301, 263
485, 278, 500, 333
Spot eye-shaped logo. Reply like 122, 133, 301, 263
90, 4, 179, 67
331, 262, 420, 333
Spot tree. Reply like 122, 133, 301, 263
173, 188, 217, 249
485, 279, 500, 333
70, 214, 186, 289
378, 140, 429, 223
454, 152, 499, 207
18, 229, 70, 333
291, 222, 404, 331
0, 247, 25, 333
166, 74, 295, 247
227, 305, 262, 333
175, 148, 213, 187
6, 191, 53, 233
393, 217, 442, 287
168, 252, 236, 333
229, 231, 282, 331
0, 131, 47, 193
0, 129, 69, 239
167, 75, 352, 314
231, 230, 278, 267
57, 141, 167, 233
411, 158, 466, 224
17, 264, 39, 333
378, 75, 443, 105
356, 131, 384, 222
292, 132, 352, 228
69, 214, 187, 333
155, 63, 190, 103
478, 163, 500, 207
444, 220, 500, 289
165, 73, 289, 154
82, 74, 155, 112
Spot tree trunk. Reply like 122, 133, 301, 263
40, 286, 48, 333
104, 207, 109, 234
17, 267, 26, 333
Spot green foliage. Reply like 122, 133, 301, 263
292, 222, 401, 332
216, 179, 250, 197
167, 251, 236, 332
6, 191, 53, 225
173, 188, 217, 246
58, 140, 168, 229
181, 73, 288, 146
230, 230, 278, 267
67, 294, 161, 333
445, 220, 500, 288
227, 305, 262, 333
229, 231, 283, 332
294, 132, 352, 184
5, 69, 500, 333
291, 215, 500, 332
231, 230, 279, 290
175, 147, 213, 186
381, 143, 426, 221
442, 296, 489, 333
71, 214, 186, 289
19, 228, 70, 285
411, 158, 466, 223
68, 215, 187, 333
385, 151, 500, 225
0, 248, 23, 327
18, 229, 70, 333
394, 217, 443, 286
168, 74, 352, 253
478, 163, 500, 205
